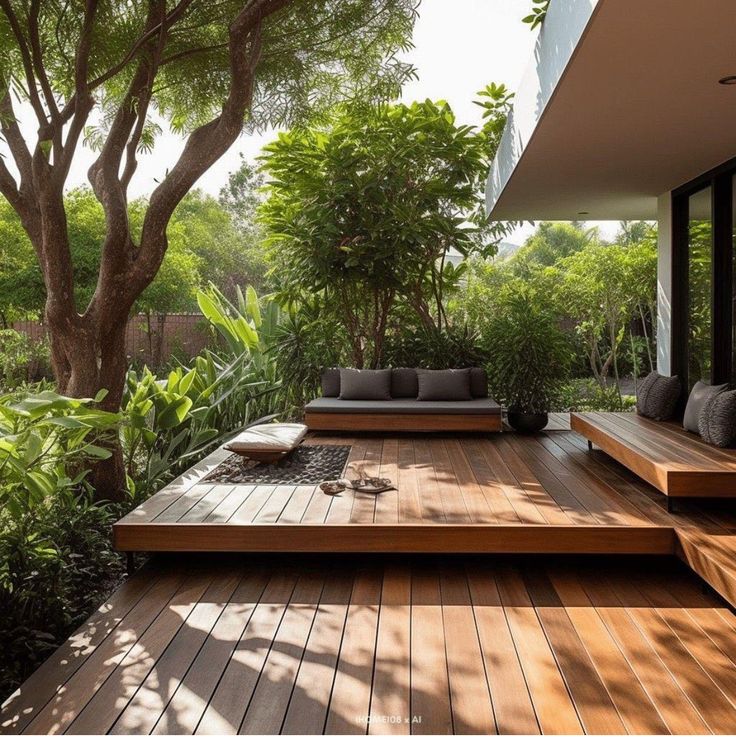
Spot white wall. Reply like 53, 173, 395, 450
656, 193, 673, 375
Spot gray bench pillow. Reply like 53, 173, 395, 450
339, 368, 392, 400
321, 368, 341, 397
699, 389, 736, 447
391, 368, 418, 398
683, 380, 727, 433
636, 371, 680, 421
416, 368, 472, 401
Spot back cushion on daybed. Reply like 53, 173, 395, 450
416, 368, 472, 401
391, 368, 419, 398
339, 368, 392, 400
321, 368, 341, 397
636, 370, 680, 421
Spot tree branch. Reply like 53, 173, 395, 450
0, 0, 49, 128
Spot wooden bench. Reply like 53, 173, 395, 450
571, 411, 736, 510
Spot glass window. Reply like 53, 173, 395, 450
688, 186, 712, 388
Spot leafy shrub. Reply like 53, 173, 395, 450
554, 379, 637, 412
484, 287, 571, 413
383, 323, 488, 370
0, 330, 51, 390
0, 390, 122, 698
124, 285, 283, 497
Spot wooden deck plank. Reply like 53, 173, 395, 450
439, 566, 496, 734
21, 569, 187, 735
409, 567, 453, 735
375, 438, 400, 525
465, 566, 540, 735
369, 565, 411, 735
108, 569, 243, 735
65, 571, 215, 735
606, 567, 736, 734
523, 567, 627, 735
0, 571, 159, 734
547, 566, 670, 735
149, 569, 272, 735
396, 439, 422, 523
281, 572, 354, 735
239, 572, 325, 734
412, 439, 446, 523
7, 556, 736, 735
195, 571, 298, 735
325, 567, 383, 735
495, 565, 584, 735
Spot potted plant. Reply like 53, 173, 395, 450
486, 286, 571, 432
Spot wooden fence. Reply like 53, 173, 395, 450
11, 314, 215, 368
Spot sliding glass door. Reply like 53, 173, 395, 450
672, 159, 735, 389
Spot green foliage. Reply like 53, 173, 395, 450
0, 391, 123, 697
554, 379, 637, 413
522, 0, 549, 30
0, 329, 51, 390
260, 97, 511, 366
508, 221, 598, 273
124, 285, 282, 496
2, 1, 417, 141
383, 323, 488, 370
484, 286, 571, 413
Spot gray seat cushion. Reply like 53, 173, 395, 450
683, 380, 727, 433
417, 368, 472, 401
305, 397, 502, 415
339, 368, 392, 400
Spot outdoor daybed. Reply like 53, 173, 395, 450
305, 367, 503, 432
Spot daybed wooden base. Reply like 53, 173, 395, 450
571, 411, 736, 499
304, 411, 503, 432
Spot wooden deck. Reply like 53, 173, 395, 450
4, 554, 736, 735
112, 414, 736, 608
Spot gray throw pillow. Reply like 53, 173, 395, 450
339, 368, 392, 400
416, 368, 472, 401
699, 389, 736, 447
391, 368, 418, 398
469, 367, 488, 398
683, 380, 727, 433
636, 371, 681, 421
321, 368, 340, 398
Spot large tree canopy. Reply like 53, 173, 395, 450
0, 0, 416, 497
260, 94, 513, 367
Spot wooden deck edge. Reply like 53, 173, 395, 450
675, 529, 736, 608
113, 522, 675, 554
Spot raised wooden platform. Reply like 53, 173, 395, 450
4, 555, 736, 735
114, 428, 676, 556
112, 416, 736, 609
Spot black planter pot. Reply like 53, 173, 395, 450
507, 410, 548, 433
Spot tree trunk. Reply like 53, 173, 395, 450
48, 309, 129, 502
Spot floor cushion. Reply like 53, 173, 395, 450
225, 423, 308, 458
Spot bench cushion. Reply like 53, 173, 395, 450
305, 397, 501, 416
225, 423, 308, 453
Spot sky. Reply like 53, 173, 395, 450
3, 0, 621, 244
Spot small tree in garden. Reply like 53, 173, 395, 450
260, 94, 514, 368
0, 0, 416, 498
